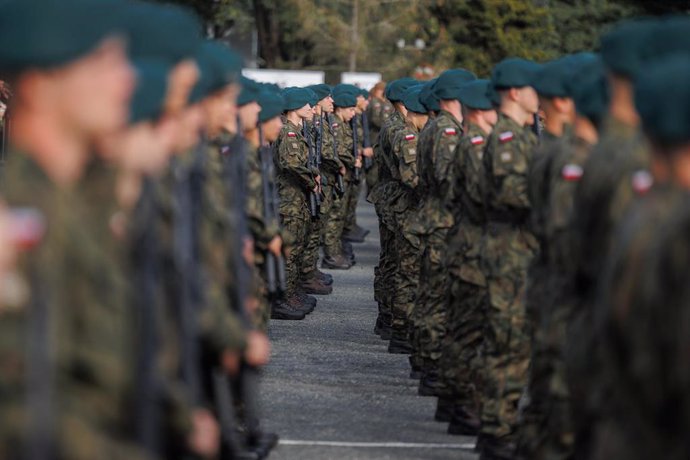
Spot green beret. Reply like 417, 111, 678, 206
129, 59, 170, 124
282, 87, 312, 111
402, 85, 426, 114
385, 77, 417, 102
258, 90, 285, 123
572, 58, 609, 127
0, 0, 127, 73
360, 88, 370, 98
531, 57, 577, 98
238, 77, 262, 106
307, 84, 332, 102
640, 16, 690, 65
491, 58, 542, 89
635, 55, 690, 146
306, 88, 320, 107
458, 79, 493, 111
601, 18, 657, 78
420, 79, 439, 112
188, 49, 217, 104
124, 2, 203, 64
433, 68, 477, 100
332, 87, 357, 108
200, 41, 242, 91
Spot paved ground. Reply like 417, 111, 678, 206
260, 200, 479, 460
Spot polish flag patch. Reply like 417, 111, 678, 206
332, 123, 339, 128
287, 132, 297, 138
632, 170, 653, 195
405, 133, 416, 141
561, 164, 583, 182
444, 128, 457, 136
470, 136, 484, 146
499, 131, 514, 143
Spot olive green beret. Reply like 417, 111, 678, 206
124, 1, 203, 64
332, 87, 357, 108
420, 79, 440, 112
433, 68, 477, 100
129, 59, 169, 124
601, 18, 657, 78
402, 85, 426, 114
238, 77, 262, 106
0, 0, 127, 73
640, 16, 690, 65
200, 41, 242, 91
258, 90, 285, 123
282, 87, 313, 111
307, 84, 332, 102
572, 57, 609, 126
531, 57, 577, 98
635, 55, 690, 147
458, 79, 493, 111
385, 77, 418, 102
491, 58, 542, 89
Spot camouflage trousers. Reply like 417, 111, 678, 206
391, 210, 422, 336
440, 222, 487, 407
412, 227, 450, 365
343, 179, 362, 235
479, 223, 536, 441
281, 207, 310, 297
373, 202, 394, 321
301, 215, 322, 281
323, 186, 346, 258
252, 258, 271, 332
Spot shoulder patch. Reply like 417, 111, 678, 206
631, 170, 653, 195
561, 164, 583, 182
404, 133, 416, 141
287, 131, 297, 138
443, 127, 457, 136
470, 136, 484, 146
332, 122, 339, 128
499, 131, 514, 143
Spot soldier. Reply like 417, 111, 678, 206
369, 77, 416, 343
412, 68, 476, 398
275, 88, 320, 314
439, 79, 497, 436
387, 85, 428, 354
479, 58, 541, 460
591, 54, 690, 460
364, 81, 393, 191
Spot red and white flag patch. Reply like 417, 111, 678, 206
287, 131, 297, 138
470, 136, 484, 146
632, 170, 653, 195
499, 131, 514, 143
561, 164, 583, 182
332, 123, 339, 128
444, 127, 457, 136
405, 133, 416, 141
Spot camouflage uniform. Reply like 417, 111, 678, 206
275, 120, 318, 300
440, 123, 489, 412
479, 113, 538, 443
365, 96, 393, 190
565, 117, 649, 459
389, 120, 422, 342
412, 110, 463, 375
343, 115, 364, 238
316, 115, 346, 259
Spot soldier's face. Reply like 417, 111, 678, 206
296, 104, 312, 119
54, 37, 135, 138
481, 109, 498, 127
341, 107, 356, 122
165, 59, 200, 116
357, 96, 368, 111
319, 95, 334, 113
174, 104, 204, 153
239, 101, 261, 132
262, 116, 283, 143
517, 86, 539, 115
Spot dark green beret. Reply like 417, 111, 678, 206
420, 79, 439, 112
129, 59, 169, 124
531, 57, 577, 98
188, 48, 217, 104
635, 55, 690, 146
238, 77, 262, 106
124, 1, 203, 64
572, 57, 609, 127
332, 87, 357, 108
491, 58, 542, 89
261, 82, 282, 95
258, 90, 285, 123
640, 16, 690, 65
282, 87, 312, 111
360, 88, 370, 98
433, 68, 477, 100
0, 0, 128, 73
601, 18, 657, 78
385, 77, 418, 102
306, 88, 320, 107
200, 41, 242, 91
458, 79, 493, 111
307, 84, 332, 102
402, 85, 426, 114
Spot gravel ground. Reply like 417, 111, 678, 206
259, 200, 479, 460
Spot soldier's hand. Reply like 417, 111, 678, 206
242, 236, 254, 266
339, 166, 346, 176
221, 349, 241, 376
268, 236, 282, 257
355, 157, 362, 169
363, 147, 374, 158
245, 330, 271, 367
187, 409, 220, 459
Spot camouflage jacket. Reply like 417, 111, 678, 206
367, 96, 394, 144
274, 119, 318, 217
390, 119, 420, 212
330, 113, 356, 180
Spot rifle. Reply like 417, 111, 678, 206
351, 116, 361, 182
327, 113, 346, 197
532, 112, 542, 140
259, 126, 287, 297
303, 122, 320, 219
315, 114, 327, 187
361, 112, 373, 170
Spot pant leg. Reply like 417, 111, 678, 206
281, 210, 309, 297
